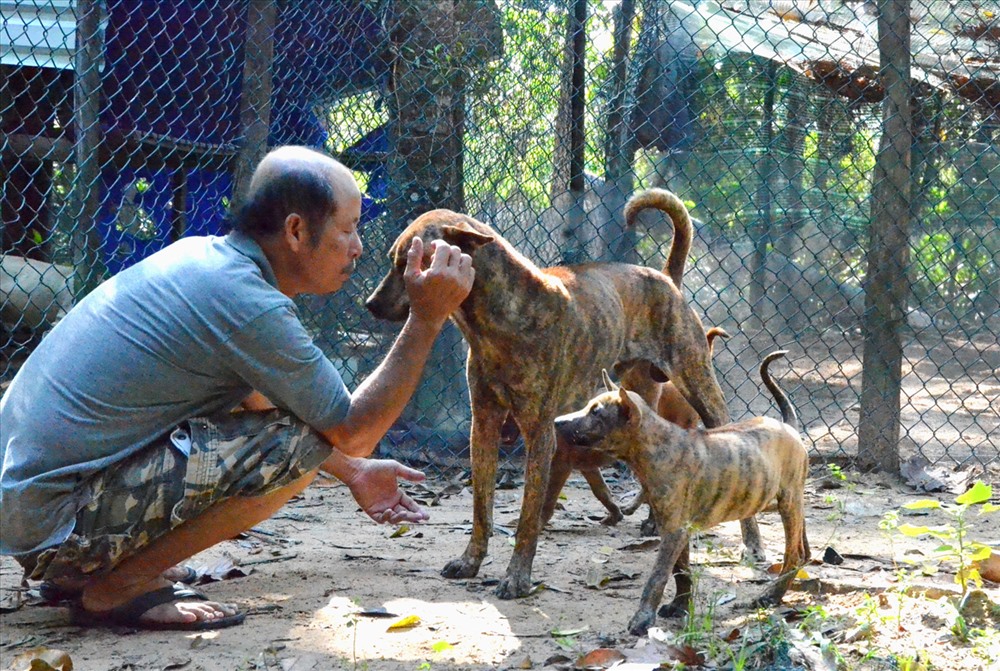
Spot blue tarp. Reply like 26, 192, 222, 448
94, 0, 389, 274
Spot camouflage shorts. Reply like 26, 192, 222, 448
18, 409, 331, 583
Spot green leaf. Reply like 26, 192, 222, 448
979, 502, 999, 514
903, 499, 941, 510
955, 481, 991, 506
932, 544, 954, 554
431, 641, 454, 654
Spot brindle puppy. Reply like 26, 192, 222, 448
554, 352, 810, 635
540, 327, 732, 527
367, 188, 754, 600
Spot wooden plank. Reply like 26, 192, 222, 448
1, 132, 235, 171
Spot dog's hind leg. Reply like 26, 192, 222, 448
442, 385, 507, 580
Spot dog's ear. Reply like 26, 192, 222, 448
618, 387, 641, 424
648, 363, 669, 383
442, 225, 495, 252
601, 368, 618, 392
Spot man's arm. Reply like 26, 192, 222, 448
320, 237, 473, 460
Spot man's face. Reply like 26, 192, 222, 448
301, 192, 363, 295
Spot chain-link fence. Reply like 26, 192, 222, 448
2, 1, 998, 475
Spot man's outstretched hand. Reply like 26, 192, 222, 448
343, 457, 430, 524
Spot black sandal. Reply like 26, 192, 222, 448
70, 583, 245, 631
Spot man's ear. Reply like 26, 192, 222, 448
618, 387, 641, 424
442, 225, 495, 252
283, 213, 307, 252
601, 368, 618, 392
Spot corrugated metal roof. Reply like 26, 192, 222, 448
1, 1, 83, 70
674, 0, 1000, 113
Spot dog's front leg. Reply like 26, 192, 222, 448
495, 422, 557, 599
629, 529, 687, 636
442, 401, 506, 580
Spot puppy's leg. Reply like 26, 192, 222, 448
580, 467, 623, 526
620, 488, 645, 516
777, 483, 809, 571
738, 518, 765, 563
752, 481, 810, 608
540, 449, 573, 527
442, 392, 506, 580
497, 421, 557, 599
629, 529, 687, 636
657, 540, 692, 618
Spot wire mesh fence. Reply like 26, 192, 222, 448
2, 0, 998, 474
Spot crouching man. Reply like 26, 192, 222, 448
0, 146, 474, 631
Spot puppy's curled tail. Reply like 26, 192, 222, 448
624, 188, 692, 290
760, 350, 799, 431
706, 327, 731, 354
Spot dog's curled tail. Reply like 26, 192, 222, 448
760, 350, 799, 431
624, 188, 692, 290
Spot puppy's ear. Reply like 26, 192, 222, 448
442, 225, 495, 252
618, 387, 641, 425
601, 368, 618, 392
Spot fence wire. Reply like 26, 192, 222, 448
2, 0, 998, 474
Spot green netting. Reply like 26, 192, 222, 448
2, 0, 997, 472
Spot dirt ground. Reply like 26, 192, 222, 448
2, 464, 998, 671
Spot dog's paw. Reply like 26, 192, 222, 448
494, 574, 532, 600
656, 599, 688, 619
600, 509, 624, 526
639, 515, 658, 537
441, 557, 481, 580
627, 609, 656, 636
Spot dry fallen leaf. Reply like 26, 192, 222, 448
8, 647, 73, 671
574, 647, 626, 669
974, 548, 1000, 583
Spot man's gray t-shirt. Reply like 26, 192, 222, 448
0, 232, 351, 555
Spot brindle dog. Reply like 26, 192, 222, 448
366, 188, 757, 599
554, 352, 810, 635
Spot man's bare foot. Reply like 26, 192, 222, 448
41, 564, 197, 601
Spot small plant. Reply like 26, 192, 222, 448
879, 509, 916, 631
896, 480, 998, 598
818, 464, 853, 549
345, 598, 366, 671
